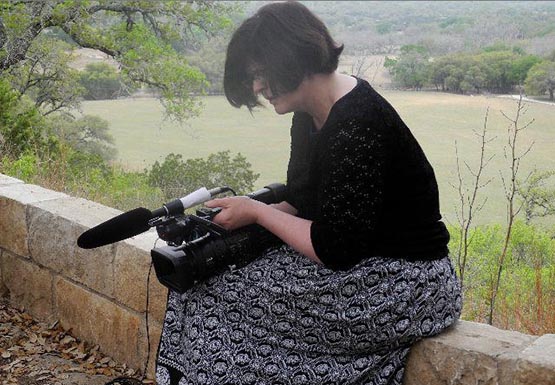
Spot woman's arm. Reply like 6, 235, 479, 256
270, 201, 298, 215
204, 197, 321, 264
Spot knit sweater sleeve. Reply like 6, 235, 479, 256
285, 113, 312, 215
310, 118, 389, 270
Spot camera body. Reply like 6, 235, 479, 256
150, 184, 285, 293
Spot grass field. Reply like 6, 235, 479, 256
79, 90, 555, 226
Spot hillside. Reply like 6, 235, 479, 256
285, 1, 555, 56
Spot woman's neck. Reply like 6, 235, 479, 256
299, 72, 357, 130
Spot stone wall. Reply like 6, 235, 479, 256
0, 173, 166, 375
1, 173, 554, 383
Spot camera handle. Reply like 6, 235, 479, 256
186, 208, 226, 237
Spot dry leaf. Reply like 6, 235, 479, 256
60, 335, 75, 345
100, 356, 111, 364
1, 299, 147, 383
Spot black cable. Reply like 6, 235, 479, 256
223, 186, 237, 196
142, 261, 154, 381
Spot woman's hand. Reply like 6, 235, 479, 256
204, 196, 264, 230
207, 196, 321, 263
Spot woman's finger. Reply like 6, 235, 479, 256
204, 198, 228, 207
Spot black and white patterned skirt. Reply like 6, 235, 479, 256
156, 245, 462, 385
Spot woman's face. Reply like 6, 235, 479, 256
252, 76, 304, 115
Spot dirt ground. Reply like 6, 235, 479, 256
0, 299, 150, 385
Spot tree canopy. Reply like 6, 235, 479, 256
525, 60, 555, 101
385, 44, 543, 94
0, 0, 236, 122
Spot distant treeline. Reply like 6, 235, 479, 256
384, 44, 555, 99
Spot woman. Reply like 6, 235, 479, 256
156, 2, 461, 384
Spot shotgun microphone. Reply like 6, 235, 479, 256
77, 207, 153, 249
77, 187, 235, 249
150, 187, 231, 218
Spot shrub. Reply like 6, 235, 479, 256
449, 221, 555, 333
0, 79, 59, 158
147, 151, 260, 201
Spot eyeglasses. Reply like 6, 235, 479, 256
244, 64, 266, 83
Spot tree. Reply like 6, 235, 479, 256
79, 62, 127, 100
429, 58, 459, 91
348, 53, 384, 82
147, 151, 260, 201
510, 54, 542, 85
49, 114, 117, 161
461, 65, 487, 94
0, 0, 236, 122
525, 61, 555, 101
487, 95, 534, 325
427, 50, 538, 95
3, 35, 84, 115
517, 170, 555, 223
0, 79, 57, 158
186, 35, 228, 95
384, 45, 430, 90
451, 108, 495, 286
480, 51, 517, 94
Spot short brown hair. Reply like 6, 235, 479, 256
224, 1, 344, 109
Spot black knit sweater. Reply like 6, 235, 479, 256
285, 78, 450, 270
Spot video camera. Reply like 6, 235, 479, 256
150, 184, 285, 292
77, 183, 286, 293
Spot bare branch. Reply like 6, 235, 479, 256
487, 94, 535, 325
451, 107, 494, 286
58, 24, 119, 58
87, 4, 145, 15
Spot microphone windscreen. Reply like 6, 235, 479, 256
77, 207, 153, 249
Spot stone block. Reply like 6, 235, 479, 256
28, 197, 122, 297
114, 231, 168, 320
514, 334, 555, 385
0, 183, 67, 257
405, 320, 537, 385
0, 251, 54, 320
0, 173, 23, 186
55, 277, 147, 370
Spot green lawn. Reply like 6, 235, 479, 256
80, 91, 555, 226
